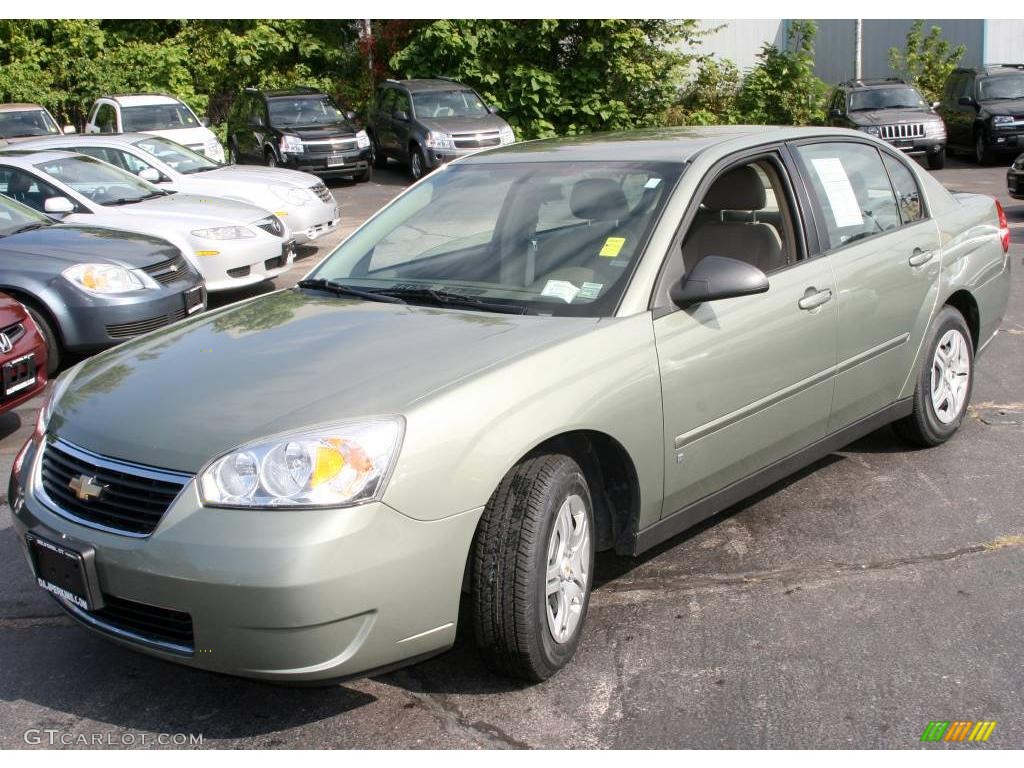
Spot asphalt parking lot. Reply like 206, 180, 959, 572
1, 154, 1022, 749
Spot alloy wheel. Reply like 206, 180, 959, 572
411, 151, 422, 180
930, 328, 971, 424
545, 493, 591, 644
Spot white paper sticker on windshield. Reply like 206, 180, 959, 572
541, 280, 580, 303
579, 282, 603, 299
644, 177, 662, 189
810, 157, 864, 228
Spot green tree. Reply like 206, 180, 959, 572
888, 20, 966, 104
736, 20, 829, 126
674, 57, 742, 125
389, 19, 705, 139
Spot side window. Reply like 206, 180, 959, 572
95, 104, 117, 133
76, 147, 155, 177
882, 154, 925, 224
955, 75, 973, 101
395, 90, 412, 117
0, 167, 74, 213
795, 142, 901, 250
680, 156, 799, 275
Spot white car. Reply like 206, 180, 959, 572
18, 133, 340, 244
0, 149, 294, 292
0, 103, 76, 143
85, 94, 226, 163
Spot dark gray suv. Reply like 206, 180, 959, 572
367, 78, 515, 180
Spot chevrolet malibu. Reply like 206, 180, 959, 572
18, 134, 340, 244
9, 127, 1011, 683
0, 149, 294, 292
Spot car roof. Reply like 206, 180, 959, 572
256, 88, 325, 99
458, 125, 862, 165
389, 78, 475, 93
15, 133, 156, 150
101, 94, 182, 107
0, 103, 49, 113
0, 148, 85, 165
839, 78, 912, 90
959, 64, 1024, 76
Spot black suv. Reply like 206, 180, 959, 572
226, 87, 372, 182
367, 78, 515, 180
938, 64, 1024, 165
827, 78, 947, 169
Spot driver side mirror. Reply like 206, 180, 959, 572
670, 255, 769, 308
138, 167, 162, 183
392, 110, 409, 122
43, 196, 75, 215
958, 96, 976, 107
62, 125, 77, 135
345, 111, 356, 121
247, 115, 265, 129
199, 117, 210, 127
829, 108, 843, 119
488, 105, 500, 114
931, 101, 941, 110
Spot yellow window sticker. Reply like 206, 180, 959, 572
599, 237, 626, 258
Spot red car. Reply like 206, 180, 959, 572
0, 292, 47, 415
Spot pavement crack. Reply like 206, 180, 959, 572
592, 536, 1022, 606
387, 669, 531, 749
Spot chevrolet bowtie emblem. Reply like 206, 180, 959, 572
69, 474, 105, 502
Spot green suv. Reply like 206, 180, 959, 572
10, 127, 1010, 683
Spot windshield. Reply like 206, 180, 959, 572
0, 193, 50, 236
978, 75, 1024, 100
133, 135, 218, 174
120, 103, 199, 132
849, 87, 927, 111
309, 161, 681, 316
0, 109, 61, 139
412, 90, 489, 119
269, 96, 347, 128
35, 155, 164, 205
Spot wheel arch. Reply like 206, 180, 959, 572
943, 289, 980, 350
0, 284, 66, 346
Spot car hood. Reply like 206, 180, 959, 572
281, 122, 359, 141
0, 224, 180, 268
198, 165, 322, 188
850, 108, 942, 125
417, 115, 509, 134
49, 289, 598, 472
99, 192, 275, 227
979, 98, 1024, 116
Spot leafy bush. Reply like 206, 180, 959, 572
677, 57, 742, 125
888, 20, 966, 104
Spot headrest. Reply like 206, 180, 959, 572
570, 178, 628, 221
702, 166, 766, 211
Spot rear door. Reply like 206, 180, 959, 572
653, 149, 839, 518
791, 140, 940, 431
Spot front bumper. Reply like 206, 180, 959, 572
1007, 166, 1024, 199
877, 135, 944, 156
988, 128, 1024, 155
280, 199, 340, 245
424, 145, 498, 170
189, 236, 295, 293
9, 439, 481, 682
280, 148, 372, 180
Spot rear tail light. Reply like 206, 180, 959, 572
996, 199, 1010, 253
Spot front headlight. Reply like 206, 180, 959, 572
925, 121, 947, 138
858, 126, 881, 137
280, 134, 303, 154
191, 226, 256, 240
499, 125, 515, 145
198, 418, 404, 508
270, 185, 310, 206
355, 130, 371, 149
62, 263, 147, 294
425, 131, 456, 151
1013, 155, 1024, 170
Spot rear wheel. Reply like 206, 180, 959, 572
470, 453, 595, 681
894, 306, 973, 446
25, 304, 60, 377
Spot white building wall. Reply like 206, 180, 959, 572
984, 19, 1024, 63
689, 19, 787, 72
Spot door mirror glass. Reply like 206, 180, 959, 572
671, 255, 769, 308
829, 108, 843, 118
247, 114, 264, 129
43, 196, 75, 214
138, 167, 161, 183
62, 125, 77, 135
392, 110, 409, 122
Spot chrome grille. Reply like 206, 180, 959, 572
37, 438, 191, 537
105, 308, 186, 339
255, 215, 284, 237
142, 253, 191, 285
879, 123, 925, 140
451, 131, 501, 149
310, 182, 332, 203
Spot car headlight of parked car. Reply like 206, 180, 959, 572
858, 126, 881, 137
270, 185, 310, 206
198, 418, 404, 508
355, 130, 371, 149
1013, 155, 1024, 170
925, 121, 947, 138
499, 126, 515, 145
204, 139, 225, 163
425, 131, 456, 151
280, 134, 303, 154
191, 226, 256, 240
62, 263, 149, 294
992, 115, 1014, 128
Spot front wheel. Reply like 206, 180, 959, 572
25, 305, 60, 377
470, 453, 595, 681
927, 150, 946, 170
353, 166, 372, 183
409, 145, 427, 181
265, 149, 278, 168
975, 133, 995, 165
894, 306, 974, 447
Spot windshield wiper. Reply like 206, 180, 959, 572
377, 286, 533, 315
105, 191, 167, 206
297, 278, 407, 304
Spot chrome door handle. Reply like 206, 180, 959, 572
798, 288, 833, 311
908, 248, 934, 267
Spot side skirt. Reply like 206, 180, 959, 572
629, 398, 914, 556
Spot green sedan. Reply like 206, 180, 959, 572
9, 126, 1011, 683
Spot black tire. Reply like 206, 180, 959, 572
265, 148, 278, 168
974, 132, 995, 165
228, 138, 240, 165
371, 136, 388, 169
409, 144, 427, 181
927, 150, 946, 170
25, 304, 60, 377
353, 166, 372, 183
470, 453, 595, 682
893, 306, 974, 447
